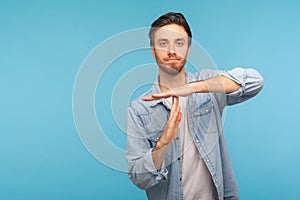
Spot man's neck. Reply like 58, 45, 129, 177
159, 69, 186, 92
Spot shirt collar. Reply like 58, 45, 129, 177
148, 72, 196, 107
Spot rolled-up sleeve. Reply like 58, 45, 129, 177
126, 106, 168, 190
221, 67, 264, 105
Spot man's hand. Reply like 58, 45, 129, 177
142, 83, 194, 101
156, 96, 182, 148
152, 96, 182, 170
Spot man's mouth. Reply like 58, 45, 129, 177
165, 57, 180, 62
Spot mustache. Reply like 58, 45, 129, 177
163, 56, 181, 61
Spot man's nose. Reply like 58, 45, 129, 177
168, 44, 176, 55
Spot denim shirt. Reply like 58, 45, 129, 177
126, 68, 264, 200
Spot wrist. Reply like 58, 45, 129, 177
190, 81, 205, 93
153, 137, 169, 151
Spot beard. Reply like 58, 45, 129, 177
154, 52, 187, 75
158, 62, 184, 75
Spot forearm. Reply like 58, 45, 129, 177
127, 107, 168, 189
152, 141, 169, 170
190, 75, 241, 94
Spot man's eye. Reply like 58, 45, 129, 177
176, 41, 184, 46
159, 42, 167, 47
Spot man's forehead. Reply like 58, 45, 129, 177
154, 24, 188, 40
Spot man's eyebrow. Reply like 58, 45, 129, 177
156, 38, 186, 42
156, 38, 168, 42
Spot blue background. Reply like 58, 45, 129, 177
1, 0, 300, 199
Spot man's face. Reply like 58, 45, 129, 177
152, 24, 190, 75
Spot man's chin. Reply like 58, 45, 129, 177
159, 64, 183, 75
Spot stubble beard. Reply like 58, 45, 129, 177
155, 53, 187, 76
158, 63, 184, 75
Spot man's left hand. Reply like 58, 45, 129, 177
142, 83, 194, 101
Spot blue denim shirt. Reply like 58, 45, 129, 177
126, 68, 264, 200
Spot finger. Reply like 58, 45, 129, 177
172, 96, 179, 106
142, 95, 163, 101
170, 97, 178, 116
172, 111, 182, 137
177, 111, 182, 123
152, 92, 173, 99
171, 111, 181, 137
142, 92, 173, 101
142, 96, 156, 101
169, 97, 180, 121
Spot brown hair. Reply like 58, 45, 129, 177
148, 12, 192, 47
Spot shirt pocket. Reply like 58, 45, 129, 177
192, 99, 217, 134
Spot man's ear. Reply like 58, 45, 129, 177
151, 47, 156, 58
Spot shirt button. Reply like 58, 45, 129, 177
176, 137, 179, 140
177, 157, 181, 160
205, 109, 209, 113
215, 178, 218, 182
156, 137, 159, 141
195, 140, 199, 143
180, 177, 182, 181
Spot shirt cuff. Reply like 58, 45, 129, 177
146, 148, 168, 181
220, 67, 245, 97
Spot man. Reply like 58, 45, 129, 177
126, 12, 264, 200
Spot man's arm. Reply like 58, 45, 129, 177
191, 75, 241, 94
142, 75, 241, 101
126, 105, 169, 190
127, 99, 182, 189
142, 68, 264, 104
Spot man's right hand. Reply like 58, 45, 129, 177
155, 96, 182, 149
152, 96, 182, 170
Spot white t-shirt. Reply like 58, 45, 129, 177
164, 97, 218, 200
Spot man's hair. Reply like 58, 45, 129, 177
148, 12, 192, 47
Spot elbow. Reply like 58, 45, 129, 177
128, 172, 152, 190
127, 162, 146, 190
258, 78, 264, 93
254, 69, 264, 92
247, 68, 264, 94
127, 162, 151, 190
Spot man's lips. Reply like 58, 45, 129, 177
164, 58, 180, 62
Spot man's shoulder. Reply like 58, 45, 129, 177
127, 88, 156, 115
